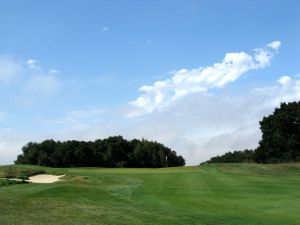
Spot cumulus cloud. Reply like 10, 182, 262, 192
121, 75, 300, 164
273, 76, 300, 104
128, 41, 281, 116
267, 40, 281, 50
25, 59, 39, 70
2, 41, 298, 166
277, 75, 292, 87
1, 75, 299, 165
41, 75, 300, 165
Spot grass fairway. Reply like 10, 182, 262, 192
0, 164, 299, 225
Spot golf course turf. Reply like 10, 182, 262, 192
0, 163, 299, 225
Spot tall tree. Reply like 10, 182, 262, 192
255, 102, 300, 163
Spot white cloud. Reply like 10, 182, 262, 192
128, 41, 281, 117
267, 40, 281, 50
26, 59, 37, 67
1, 75, 299, 165
277, 75, 292, 87
43, 75, 300, 165
273, 76, 300, 104
121, 75, 300, 164
0, 56, 23, 83
2, 42, 298, 166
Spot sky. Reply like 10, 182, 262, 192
0, 0, 299, 165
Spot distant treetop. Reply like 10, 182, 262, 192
15, 136, 185, 168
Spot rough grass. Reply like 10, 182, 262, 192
0, 164, 65, 180
0, 178, 26, 187
0, 163, 299, 225
0, 165, 47, 180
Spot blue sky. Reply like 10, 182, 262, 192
0, 0, 299, 164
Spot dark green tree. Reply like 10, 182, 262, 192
255, 102, 300, 163
15, 136, 185, 168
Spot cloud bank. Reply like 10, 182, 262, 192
120, 72, 300, 165
128, 41, 281, 116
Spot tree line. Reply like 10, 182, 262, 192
15, 136, 185, 168
203, 102, 300, 164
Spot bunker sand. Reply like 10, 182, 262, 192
27, 174, 65, 183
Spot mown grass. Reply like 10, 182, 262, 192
0, 163, 299, 225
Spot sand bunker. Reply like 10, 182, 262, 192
27, 174, 65, 184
